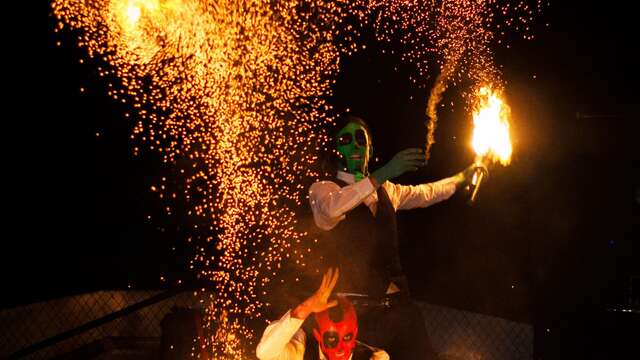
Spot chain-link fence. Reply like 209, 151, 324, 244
420, 302, 533, 360
0, 290, 209, 359
1, 291, 532, 359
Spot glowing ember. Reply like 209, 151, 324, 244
471, 86, 512, 166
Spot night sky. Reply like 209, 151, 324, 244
5, 1, 638, 355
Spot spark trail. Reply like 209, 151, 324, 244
372, 0, 545, 161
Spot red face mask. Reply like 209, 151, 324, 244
312, 297, 358, 360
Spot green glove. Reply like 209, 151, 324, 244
371, 148, 426, 185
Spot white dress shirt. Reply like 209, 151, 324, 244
309, 171, 458, 231
256, 310, 388, 360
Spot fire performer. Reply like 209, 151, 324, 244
308, 115, 485, 360
256, 268, 390, 360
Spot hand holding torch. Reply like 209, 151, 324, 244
468, 158, 489, 203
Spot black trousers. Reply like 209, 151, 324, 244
355, 294, 438, 360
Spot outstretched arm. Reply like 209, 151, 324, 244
310, 148, 429, 229
388, 163, 488, 210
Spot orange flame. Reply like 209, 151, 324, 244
471, 86, 512, 166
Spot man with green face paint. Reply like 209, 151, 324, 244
335, 121, 372, 182
309, 115, 483, 360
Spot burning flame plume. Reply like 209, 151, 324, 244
425, 67, 453, 163
471, 86, 512, 166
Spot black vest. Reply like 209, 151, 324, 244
320, 179, 405, 298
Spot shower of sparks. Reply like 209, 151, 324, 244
471, 86, 512, 166
52, 0, 372, 357
371, 0, 545, 161
52, 0, 542, 357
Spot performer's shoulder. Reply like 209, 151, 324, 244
292, 327, 307, 343
312, 177, 339, 185
352, 346, 374, 360
309, 178, 340, 192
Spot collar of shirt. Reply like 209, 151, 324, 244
336, 171, 378, 213
336, 170, 357, 184
318, 346, 353, 360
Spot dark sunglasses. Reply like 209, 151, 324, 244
338, 129, 367, 146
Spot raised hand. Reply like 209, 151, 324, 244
371, 148, 426, 185
291, 268, 340, 319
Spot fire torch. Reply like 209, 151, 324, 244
467, 86, 512, 203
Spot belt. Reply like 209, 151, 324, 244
336, 291, 407, 308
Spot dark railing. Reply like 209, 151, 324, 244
8, 287, 183, 359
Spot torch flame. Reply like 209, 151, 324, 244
471, 86, 512, 166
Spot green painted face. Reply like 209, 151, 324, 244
336, 122, 371, 179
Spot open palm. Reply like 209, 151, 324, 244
291, 268, 339, 319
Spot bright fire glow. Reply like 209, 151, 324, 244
126, 4, 141, 24
471, 87, 512, 166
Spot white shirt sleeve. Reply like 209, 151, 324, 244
255, 310, 306, 360
309, 179, 376, 230
383, 177, 458, 210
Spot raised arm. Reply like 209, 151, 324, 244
255, 269, 340, 360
